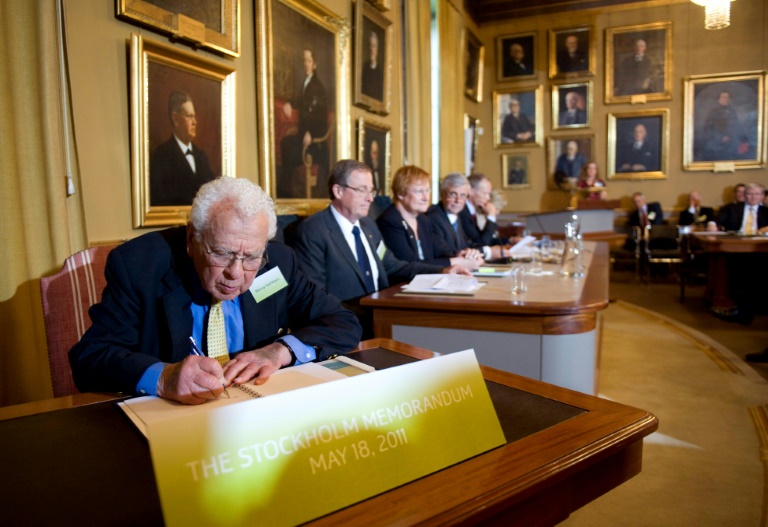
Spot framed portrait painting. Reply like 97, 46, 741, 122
547, 135, 594, 191
552, 81, 592, 130
130, 34, 235, 228
354, 1, 392, 115
496, 32, 536, 82
607, 109, 669, 180
357, 118, 390, 194
605, 21, 672, 104
464, 114, 480, 175
493, 87, 542, 148
116, 0, 240, 57
683, 71, 766, 171
502, 153, 531, 189
465, 29, 484, 103
256, 0, 350, 211
548, 26, 594, 79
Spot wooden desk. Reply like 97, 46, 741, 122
690, 233, 768, 308
362, 242, 610, 394
0, 339, 657, 527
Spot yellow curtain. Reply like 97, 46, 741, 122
403, 0, 433, 173
437, 0, 465, 176
0, 0, 87, 405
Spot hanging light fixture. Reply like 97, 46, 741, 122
690, 0, 735, 30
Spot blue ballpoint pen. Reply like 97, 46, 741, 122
189, 336, 230, 398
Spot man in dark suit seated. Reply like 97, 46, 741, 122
292, 160, 467, 338
678, 190, 716, 226
427, 173, 508, 261
150, 90, 216, 206
69, 178, 361, 404
461, 173, 510, 250
709, 183, 768, 325
625, 191, 665, 251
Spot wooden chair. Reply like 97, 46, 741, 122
40, 245, 116, 397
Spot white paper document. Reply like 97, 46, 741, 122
400, 274, 484, 295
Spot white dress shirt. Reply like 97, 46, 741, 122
329, 205, 380, 287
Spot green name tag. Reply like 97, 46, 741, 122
148, 350, 505, 527
248, 267, 288, 303
477, 267, 496, 273
376, 241, 386, 260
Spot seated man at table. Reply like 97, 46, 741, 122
678, 190, 715, 227
715, 182, 768, 233
69, 178, 361, 405
624, 191, 664, 251
461, 173, 510, 248
427, 173, 508, 261
292, 159, 468, 338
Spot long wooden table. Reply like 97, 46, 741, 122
362, 242, 610, 394
690, 232, 768, 308
0, 338, 657, 526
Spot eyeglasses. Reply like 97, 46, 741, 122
341, 184, 378, 198
408, 187, 430, 196
447, 191, 468, 200
204, 244, 268, 271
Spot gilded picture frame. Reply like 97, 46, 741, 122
357, 117, 391, 195
502, 152, 531, 189
605, 21, 672, 104
367, 0, 391, 13
683, 71, 766, 171
552, 81, 592, 130
354, 1, 392, 115
116, 0, 240, 57
496, 32, 536, 82
256, 0, 350, 213
547, 134, 595, 191
493, 86, 542, 148
465, 29, 484, 103
464, 114, 480, 175
130, 33, 235, 228
548, 26, 594, 79
607, 109, 669, 181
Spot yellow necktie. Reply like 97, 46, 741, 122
744, 207, 756, 235
207, 302, 230, 366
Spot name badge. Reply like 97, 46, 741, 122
249, 267, 288, 303
376, 241, 386, 260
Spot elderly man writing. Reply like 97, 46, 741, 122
70, 178, 361, 404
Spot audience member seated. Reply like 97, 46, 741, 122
678, 190, 715, 227
292, 159, 468, 339
715, 183, 768, 233
427, 173, 509, 261
68, 177, 361, 404
717, 183, 745, 226
624, 191, 664, 251
461, 173, 510, 248
576, 161, 607, 200
377, 165, 481, 270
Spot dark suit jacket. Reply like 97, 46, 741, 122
376, 205, 452, 266
149, 137, 215, 206
361, 62, 384, 101
678, 206, 716, 226
68, 227, 360, 394
459, 205, 504, 247
627, 201, 664, 227
558, 108, 587, 126
426, 203, 471, 255
556, 50, 588, 73
618, 140, 659, 172
293, 207, 441, 303
717, 203, 768, 232
503, 58, 532, 77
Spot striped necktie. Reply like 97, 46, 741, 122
207, 302, 230, 366
744, 206, 756, 235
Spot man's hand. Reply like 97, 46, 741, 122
459, 247, 482, 260
223, 342, 293, 386
283, 101, 293, 119
157, 356, 228, 405
450, 256, 481, 271
481, 202, 499, 218
442, 264, 472, 276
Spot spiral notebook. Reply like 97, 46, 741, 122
118, 356, 374, 439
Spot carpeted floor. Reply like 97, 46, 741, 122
562, 273, 768, 526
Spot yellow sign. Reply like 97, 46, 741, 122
148, 350, 505, 527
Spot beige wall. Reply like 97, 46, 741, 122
64, 0, 768, 246
64, 0, 403, 245
466, 0, 768, 216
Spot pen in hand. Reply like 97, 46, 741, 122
188, 336, 230, 398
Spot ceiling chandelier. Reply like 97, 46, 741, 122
690, 0, 735, 30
